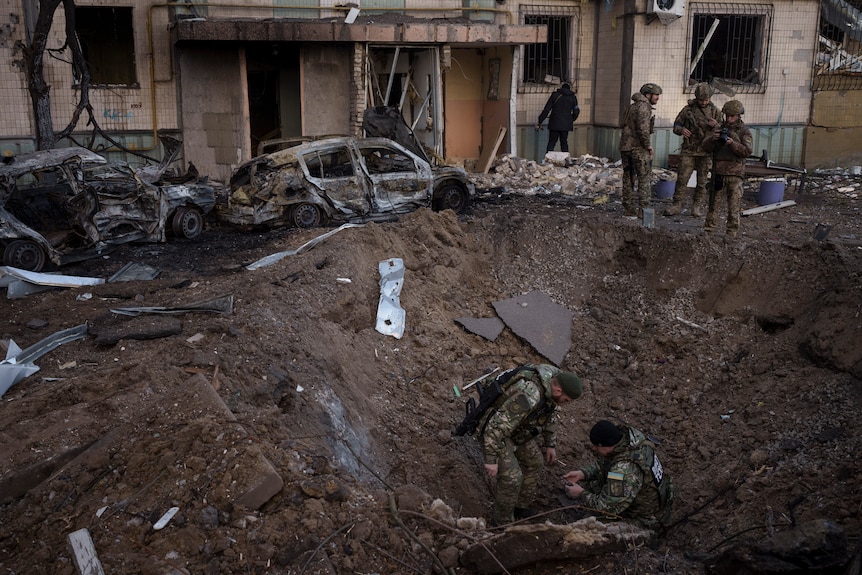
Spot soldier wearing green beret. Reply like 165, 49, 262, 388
476, 364, 583, 525
563, 420, 674, 530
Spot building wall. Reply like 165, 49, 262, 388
302, 45, 353, 137
178, 46, 249, 182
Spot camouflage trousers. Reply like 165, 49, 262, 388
673, 155, 712, 208
621, 148, 652, 213
705, 175, 743, 234
492, 439, 544, 525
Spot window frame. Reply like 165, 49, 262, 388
685, 2, 774, 95
518, 5, 581, 94
74, 6, 139, 88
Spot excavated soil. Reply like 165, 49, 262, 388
1, 167, 861, 575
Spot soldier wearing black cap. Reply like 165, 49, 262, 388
563, 420, 674, 530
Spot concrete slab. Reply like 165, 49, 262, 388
492, 290, 573, 366
454, 317, 505, 341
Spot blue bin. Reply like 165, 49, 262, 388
655, 179, 675, 199
758, 179, 785, 205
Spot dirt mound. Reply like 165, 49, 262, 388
1, 182, 861, 574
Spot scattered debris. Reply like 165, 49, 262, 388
245, 223, 363, 270
153, 506, 180, 531
67, 528, 105, 575
375, 258, 405, 339
1, 266, 104, 299
741, 200, 797, 216
0, 324, 88, 397
492, 290, 573, 366
454, 316, 505, 341
109, 294, 234, 316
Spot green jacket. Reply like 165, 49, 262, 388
479, 364, 561, 464
579, 425, 673, 529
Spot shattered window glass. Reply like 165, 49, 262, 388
360, 147, 416, 174
303, 148, 355, 179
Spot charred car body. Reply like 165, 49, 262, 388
217, 108, 474, 228
0, 144, 216, 272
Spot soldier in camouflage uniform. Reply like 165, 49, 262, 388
563, 420, 674, 531
477, 364, 583, 526
665, 82, 721, 217
620, 83, 661, 217
701, 100, 753, 238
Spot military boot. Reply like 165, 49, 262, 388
664, 202, 682, 216
691, 191, 705, 217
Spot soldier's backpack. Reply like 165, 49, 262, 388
453, 366, 539, 437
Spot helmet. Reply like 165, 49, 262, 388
722, 100, 745, 115
694, 82, 712, 99
640, 83, 663, 96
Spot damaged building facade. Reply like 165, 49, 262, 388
0, 0, 861, 178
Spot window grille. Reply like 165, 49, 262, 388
686, 3, 773, 94
519, 5, 580, 94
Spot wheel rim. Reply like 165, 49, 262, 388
4, 240, 46, 272
292, 204, 321, 228
438, 185, 467, 213
180, 210, 202, 238
172, 207, 203, 238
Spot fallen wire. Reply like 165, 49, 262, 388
359, 538, 426, 574
388, 494, 454, 575
298, 520, 356, 575
339, 436, 393, 491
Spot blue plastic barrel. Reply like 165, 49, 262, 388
758, 179, 785, 205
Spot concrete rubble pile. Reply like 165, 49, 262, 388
472, 153, 677, 200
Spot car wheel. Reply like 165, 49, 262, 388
3, 240, 47, 272
433, 182, 470, 214
172, 207, 204, 239
290, 203, 323, 228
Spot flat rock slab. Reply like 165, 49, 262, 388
89, 315, 182, 346
460, 517, 653, 573
454, 317, 505, 341
492, 290, 573, 366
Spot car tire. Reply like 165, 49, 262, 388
290, 203, 323, 228
433, 182, 470, 214
3, 240, 47, 272
172, 207, 204, 239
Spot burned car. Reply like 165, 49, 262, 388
218, 111, 475, 229
0, 144, 217, 272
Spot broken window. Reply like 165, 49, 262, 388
75, 7, 138, 86
520, 12, 575, 91
815, 0, 862, 90
360, 147, 416, 175
303, 148, 355, 179
521, 14, 572, 90
687, 3, 773, 94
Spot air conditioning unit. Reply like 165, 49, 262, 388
648, 0, 685, 25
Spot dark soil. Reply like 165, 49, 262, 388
1, 168, 861, 575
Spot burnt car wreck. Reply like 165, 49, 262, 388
0, 143, 217, 272
217, 108, 475, 228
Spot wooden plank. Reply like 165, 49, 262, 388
478, 126, 506, 174
67, 528, 105, 575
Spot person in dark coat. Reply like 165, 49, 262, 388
536, 83, 580, 153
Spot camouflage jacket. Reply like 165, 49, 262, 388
479, 364, 562, 464
673, 99, 721, 156
701, 119, 753, 177
579, 425, 673, 528
619, 92, 654, 152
